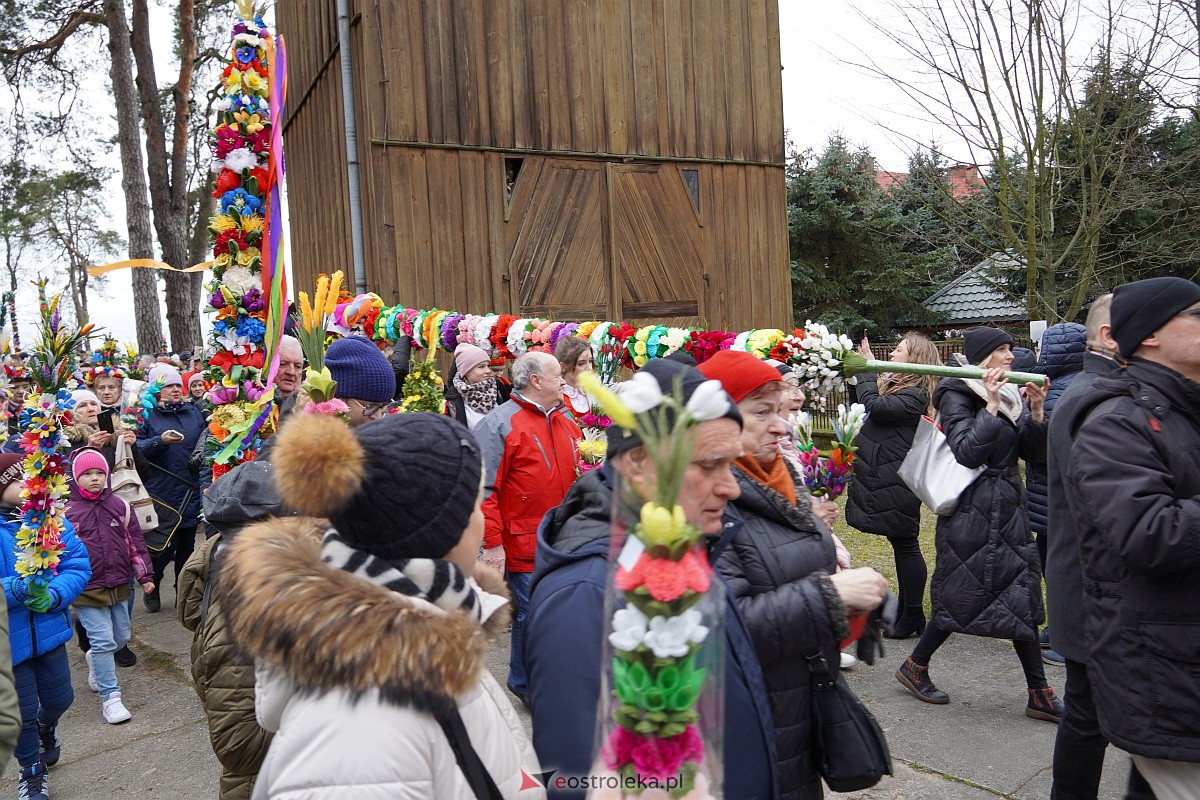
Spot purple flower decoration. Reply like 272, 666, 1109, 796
209, 290, 226, 310
241, 288, 265, 312
235, 45, 256, 64
440, 312, 464, 351
549, 322, 578, 353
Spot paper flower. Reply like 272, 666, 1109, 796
609, 606, 649, 652
643, 609, 709, 658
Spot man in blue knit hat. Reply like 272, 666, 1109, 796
324, 335, 397, 428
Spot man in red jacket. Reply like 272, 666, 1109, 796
475, 351, 582, 704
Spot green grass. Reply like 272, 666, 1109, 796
830, 496, 938, 617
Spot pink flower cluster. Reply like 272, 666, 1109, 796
580, 412, 612, 429
603, 726, 704, 782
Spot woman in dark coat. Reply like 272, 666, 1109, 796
845, 332, 941, 639
135, 365, 206, 612
700, 351, 887, 800
896, 327, 1063, 723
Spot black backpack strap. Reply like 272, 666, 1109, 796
433, 703, 506, 800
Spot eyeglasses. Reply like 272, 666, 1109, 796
360, 400, 398, 417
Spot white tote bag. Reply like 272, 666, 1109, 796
898, 415, 985, 516
111, 435, 159, 532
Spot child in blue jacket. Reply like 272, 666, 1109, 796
0, 453, 91, 797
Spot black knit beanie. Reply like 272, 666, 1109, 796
607, 359, 742, 458
1111, 277, 1200, 358
327, 414, 482, 561
963, 326, 1015, 366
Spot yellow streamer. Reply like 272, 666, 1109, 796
88, 259, 215, 277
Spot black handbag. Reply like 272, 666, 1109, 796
805, 648, 893, 792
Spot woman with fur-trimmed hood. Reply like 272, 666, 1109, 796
222, 412, 544, 800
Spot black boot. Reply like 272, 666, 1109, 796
1026, 686, 1064, 723
896, 656, 950, 704
143, 586, 161, 613
885, 608, 927, 640
114, 645, 137, 667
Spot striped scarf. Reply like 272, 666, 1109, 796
320, 529, 481, 621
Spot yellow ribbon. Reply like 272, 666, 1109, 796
87, 259, 215, 277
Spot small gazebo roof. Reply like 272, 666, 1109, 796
923, 254, 1027, 325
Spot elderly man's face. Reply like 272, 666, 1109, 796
277, 347, 304, 395
616, 417, 742, 535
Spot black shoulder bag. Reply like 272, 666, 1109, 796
804, 648, 893, 792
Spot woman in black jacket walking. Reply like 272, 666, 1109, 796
845, 332, 941, 639
700, 350, 887, 799
895, 327, 1064, 723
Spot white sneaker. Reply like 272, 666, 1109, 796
102, 692, 131, 724
85, 650, 98, 692
839, 651, 857, 670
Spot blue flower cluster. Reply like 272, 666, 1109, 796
220, 188, 264, 215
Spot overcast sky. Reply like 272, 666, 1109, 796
34, 2, 956, 348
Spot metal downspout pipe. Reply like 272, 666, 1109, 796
336, 0, 367, 294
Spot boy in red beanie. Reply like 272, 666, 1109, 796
66, 448, 156, 724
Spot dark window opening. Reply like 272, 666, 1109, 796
505, 158, 524, 203
682, 168, 700, 213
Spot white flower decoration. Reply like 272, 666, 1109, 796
609, 606, 649, 652
473, 315, 499, 353
222, 266, 259, 296
685, 379, 730, 422
223, 147, 260, 173
618, 371, 665, 413
643, 609, 709, 658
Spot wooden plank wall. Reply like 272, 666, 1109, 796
278, 0, 791, 333
356, 0, 784, 163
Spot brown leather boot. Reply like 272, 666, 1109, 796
896, 656, 950, 704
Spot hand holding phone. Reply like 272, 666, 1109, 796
163, 429, 184, 445
98, 409, 116, 434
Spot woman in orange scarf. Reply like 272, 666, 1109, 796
698, 351, 886, 800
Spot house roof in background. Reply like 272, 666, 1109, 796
924, 255, 1028, 324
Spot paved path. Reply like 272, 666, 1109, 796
1, 554, 1135, 798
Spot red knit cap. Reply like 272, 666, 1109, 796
697, 350, 784, 403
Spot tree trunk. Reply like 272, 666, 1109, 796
131, 0, 200, 352
103, 0, 162, 354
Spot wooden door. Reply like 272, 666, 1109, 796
607, 164, 704, 327
503, 157, 705, 327
504, 157, 609, 320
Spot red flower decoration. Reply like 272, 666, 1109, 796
490, 314, 519, 360
212, 169, 242, 197
615, 549, 711, 603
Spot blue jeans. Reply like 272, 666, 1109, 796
75, 602, 133, 701
13, 645, 74, 767
506, 570, 532, 697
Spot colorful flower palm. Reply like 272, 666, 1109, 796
794, 403, 867, 499
13, 285, 94, 602
578, 370, 729, 798
203, 0, 287, 479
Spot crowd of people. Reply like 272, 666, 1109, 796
0, 276, 1196, 800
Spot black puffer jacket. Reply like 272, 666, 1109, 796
1025, 323, 1086, 535
845, 374, 929, 539
1061, 359, 1200, 762
716, 462, 848, 800
929, 379, 1047, 640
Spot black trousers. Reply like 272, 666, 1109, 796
151, 525, 198, 588
1051, 657, 1157, 800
